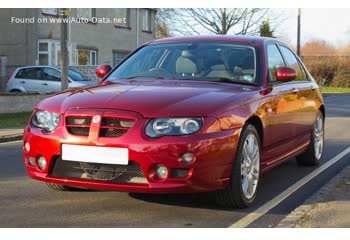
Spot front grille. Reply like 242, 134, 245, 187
66, 117, 92, 136
68, 127, 90, 136
99, 128, 127, 137
170, 168, 190, 178
99, 117, 134, 138
49, 157, 148, 184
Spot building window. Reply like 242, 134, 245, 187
77, 49, 97, 66
37, 40, 76, 66
38, 42, 49, 65
114, 9, 130, 28
113, 51, 129, 66
77, 8, 96, 20
142, 9, 152, 32
42, 8, 58, 16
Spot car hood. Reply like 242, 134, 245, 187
37, 80, 258, 117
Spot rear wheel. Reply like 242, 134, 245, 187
216, 124, 261, 208
45, 183, 74, 191
10, 89, 22, 93
296, 111, 324, 166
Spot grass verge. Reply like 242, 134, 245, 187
321, 87, 350, 93
0, 112, 32, 128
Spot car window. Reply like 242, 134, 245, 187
267, 44, 285, 82
15, 68, 41, 80
106, 42, 257, 85
68, 70, 86, 81
42, 68, 61, 82
279, 46, 307, 81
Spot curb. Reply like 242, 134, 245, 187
0, 134, 23, 143
276, 164, 350, 228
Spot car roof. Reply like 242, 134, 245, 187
15, 66, 80, 72
16, 65, 59, 70
150, 35, 284, 46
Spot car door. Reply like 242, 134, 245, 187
278, 45, 317, 138
261, 44, 302, 165
13, 67, 44, 93
41, 67, 62, 93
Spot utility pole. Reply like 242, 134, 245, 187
297, 8, 301, 57
60, 8, 69, 91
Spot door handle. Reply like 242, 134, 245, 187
292, 88, 299, 93
42, 83, 48, 86
20, 81, 25, 84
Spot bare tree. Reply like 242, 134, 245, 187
155, 9, 171, 39
158, 8, 269, 36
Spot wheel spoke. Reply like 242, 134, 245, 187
242, 176, 249, 193
252, 170, 259, 180
247, 136, 254, 155
246, 176, 253, 197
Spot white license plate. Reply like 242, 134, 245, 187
62, 144, 128, 165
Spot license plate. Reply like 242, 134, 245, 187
62, 144, 128, 165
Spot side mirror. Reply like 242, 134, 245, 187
96, 65, 112, 78
275, 67, 297, 82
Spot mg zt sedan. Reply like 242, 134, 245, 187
23, 36, 325, 208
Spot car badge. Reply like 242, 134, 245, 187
92, 115, 101, 124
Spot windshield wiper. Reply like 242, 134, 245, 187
206, 77, 257, 86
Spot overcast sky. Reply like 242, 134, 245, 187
274, 8, 350, 48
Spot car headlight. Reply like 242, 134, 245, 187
146, 118, 202, 138
32, 110, 60, 132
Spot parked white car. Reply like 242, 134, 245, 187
6, 66, 96, 94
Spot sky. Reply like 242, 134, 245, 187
274, 8, 350, 48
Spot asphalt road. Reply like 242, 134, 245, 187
0, 94, 349, 228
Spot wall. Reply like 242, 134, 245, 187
0, 94, 49, 113
0, 56, 7, 92
0, 9, 38, 66
0, 8, 156, 67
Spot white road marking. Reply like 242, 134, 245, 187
229, 146, 350, 228
0, 140, 22, 145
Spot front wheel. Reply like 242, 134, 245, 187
296, 110, 324, 166
216, 124, 261, 208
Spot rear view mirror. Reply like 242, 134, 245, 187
275, 67, 297, 82
96, 65, 112, 78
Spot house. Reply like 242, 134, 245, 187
0, 8, 156, 69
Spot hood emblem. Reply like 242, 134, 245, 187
92, 115, 101, 124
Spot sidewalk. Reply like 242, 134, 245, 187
0, 127, 24, 143
277, 164, 350, 228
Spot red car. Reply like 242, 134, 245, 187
23, 36, 325, 208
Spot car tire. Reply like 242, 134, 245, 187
296, 111, 324, 166
45, 183, 74, 191
216, 124, 261, 208
10, 89, 22, 93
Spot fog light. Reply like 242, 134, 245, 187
155, 164, 168, 179
181, 152, 195, 164
28, 157, 36, 166
37, 156, 47, 170
24, 142, 30, 152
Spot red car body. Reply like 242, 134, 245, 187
23, 36, 324, 199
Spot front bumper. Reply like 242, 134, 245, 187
23, 110, 240, 193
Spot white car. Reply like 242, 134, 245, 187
6, 66, 96, 94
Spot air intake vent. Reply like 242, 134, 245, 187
49, 157, 148, 184
66, 117, 92, 136
99, 117, 134, 137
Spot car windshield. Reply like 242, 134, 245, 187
68, 70, 87, 81
106, 42, 257, 85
